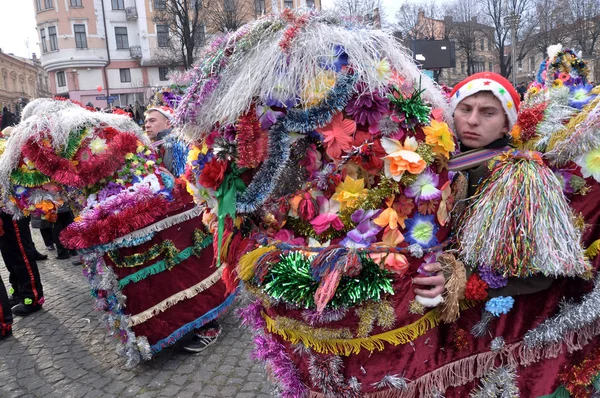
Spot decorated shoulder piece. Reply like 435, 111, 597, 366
178, 10, 469, 397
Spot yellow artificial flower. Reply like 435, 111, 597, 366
125, 153, 134, 160
423, 120, 455, 158
332, 175, 368, 210
552, 79, 564, 88
302, 70, 337, 107
136, 146, 144, 153
375, 59, 393, 83
188, 146, 202, 163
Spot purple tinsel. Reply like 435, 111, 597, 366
479, 265, 508, 289
345, 86, 390, 133
301, 308, 347, 326
238, 300, 266, 331
80, 185, 156, 225
252, 334, 308, 398
97, 181, 126, 202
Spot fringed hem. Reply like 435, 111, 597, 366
150, 289, 238, 353
128, 267, 223, 327
305, 318, 600, 398
81, 206, 204, 254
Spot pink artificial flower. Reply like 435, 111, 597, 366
310, 196, 344, 235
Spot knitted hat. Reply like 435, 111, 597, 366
145, 105, 175, 121
449, 72, 520, 129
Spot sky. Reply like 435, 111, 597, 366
0, 0, 403, 59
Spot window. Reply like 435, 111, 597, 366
36, 0, 42, 11
487, 38, 491, 51
70, 0, 83, 7
460, 62, 465, 74
56, 71, 66, 87
488, 62, 493, 71
37, 0, 53, 10
48, 26, 58, 51
159, 67, 169, 81
480, 38, 484, 51
306, 0, 315, 7
157, 25, 169, 47
194, 24, 205, 46
40, 28, 48, 53
154, 0, 166, 9
120, 68, 131, 83
45, 0, 53, 9
115, 27, 129, 49
74, 24, 87, 49
529, 56, 535, 71
112, 0, 124, 9
284, 0, 293, 8
517, 59, 522, 69
255, 0, 265, 15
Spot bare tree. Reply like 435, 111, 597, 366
395, 1, 444, 41
568, 0, 600, 55
205, 0, 253, 33
333, 0, 387, 27
529, 0, 570, 54
481, 0, 536, 79
152, 0, 206, 69
445, 0, 485, 76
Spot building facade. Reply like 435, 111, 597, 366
0, 50, 51, 116
34, 0, 321, 109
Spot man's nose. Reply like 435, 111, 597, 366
467, 111, 479, 125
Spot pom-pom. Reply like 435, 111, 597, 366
465, 273, 489, 301
485, 296, 515, 317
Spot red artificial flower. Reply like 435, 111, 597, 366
297, 192, 318, 221
517, 103, 547, 142
464, 273, 489, 301
199, 158, 228, 190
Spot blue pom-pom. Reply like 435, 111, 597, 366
485, 296, 515, 317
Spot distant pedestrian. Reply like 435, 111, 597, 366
517, 81, 527, 101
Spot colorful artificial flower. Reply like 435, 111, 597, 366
436, 180, 453, 226
370, 227, 408, 275
373, 195, 405, 230
272, 229, 305, 245
299, 143, 322, 177
423, 119, 455, 157
302, 70, 337, 107
341, 208, 382, 248
297, 192, 318, 221
552, 79, 564, 88
256, 104, 284, 131
553, 169, 575, 194
331, 175, 367, 210
381, 136, 427, 181
319, 44, 349, 72
198, 158, 228, 190
375, 58, 393, 83
404, 169, 442, 203
568, 84, 596, 110
310, 196, 344, 234
464, 273, 489, 301
575, 147, 600, 182
317, 112, 356, 160
485, 296, 515, 317
345, 86, 390, 134
478, 265, 508, 289
404, 213, 439, 249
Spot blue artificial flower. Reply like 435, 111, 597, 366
568, 84, 596, 110
319, 44, 349, 72
485, 296, 515, 317
404, 214, 439, 249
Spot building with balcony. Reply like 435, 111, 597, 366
34, 0, 321, 109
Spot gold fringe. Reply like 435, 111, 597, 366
128, 267, 223, 327
438, 253, 467, 323
585, 239, 600, 259
237, 246, 277, 281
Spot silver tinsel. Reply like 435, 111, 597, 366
535, 87, 577, 152
470, 366, 520, 398
348, 377, 362, 393
371, 374, 409, 391
377, 114, 401, 137
471, 310, 495, 338
490, 337, 505, 353
523, 275, 600, 348
408, 244, 424, 258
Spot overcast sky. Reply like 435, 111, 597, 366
0, 0, 402, 59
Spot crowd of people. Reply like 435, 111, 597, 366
0, 11, 598, 397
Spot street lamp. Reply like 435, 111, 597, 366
504, 13, 520, 86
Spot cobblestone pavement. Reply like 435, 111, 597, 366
0, 232, 275, 398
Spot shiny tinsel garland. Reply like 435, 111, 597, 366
261, 251, 394, 310
371, 374, 409, 391
470, 366, 520, 398
235, 72, 358, 214
523, 275, 600, 348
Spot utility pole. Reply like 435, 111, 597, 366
504, 13, 520, 86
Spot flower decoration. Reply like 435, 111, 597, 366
302, 70, 337, 107
575, 147, 600, 182
370, 227, 408, 275
388, 86, 432, 127
310, 197, 344, 234
423, 119, 455, 158
404, 213, 439, 249
331, 175, 367, 210
341, 208, 382, 248
199, 158, 228, 190
485, 296, 515, 317
256, 104, 284, 131
464, 273, 489, 301
404, 169, 441, 203
374, 59, 393, 83
317, 112, 356, 160
478, 265, 508, 289
345, 85, 390, 134
373, 195, 404, 230
568, 84, 596, 110
89, 137, 108, 155
319, 45, 349, 72
381, 137, 427, 181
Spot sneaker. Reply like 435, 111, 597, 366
11, 303, 42, 317
8, 296, 19, 308
183, 330, 220, 353
46, 245, 55, 251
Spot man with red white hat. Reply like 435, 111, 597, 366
144, 105, 174, 141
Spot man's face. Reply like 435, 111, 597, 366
144, 110, 170, 140
453, 92, 509, 149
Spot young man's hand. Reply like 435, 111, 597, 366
413, 262, 445, 298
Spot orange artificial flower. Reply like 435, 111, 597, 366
371, 227, 409, 275
373, 195, 407, 230
381, 137, 427, 180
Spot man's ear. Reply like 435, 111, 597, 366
502, 118, 510, 135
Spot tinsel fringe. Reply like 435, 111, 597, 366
150, 290, 238, 354
128, 266, 223, 327
585, 239, 600, 259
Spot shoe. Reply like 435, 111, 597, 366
8, 296, 19, 307
46, 245, 55, 251
182, 329, 220, 353
35, 252, 48, 261
69, 250, 78, 256
11, 303, 42, 317
0, 329, 12, 340
56, 253, 70, 260
72, 259, 83, 266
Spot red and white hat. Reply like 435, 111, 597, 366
449, 72, 520, 128
146, 105, 175, 121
